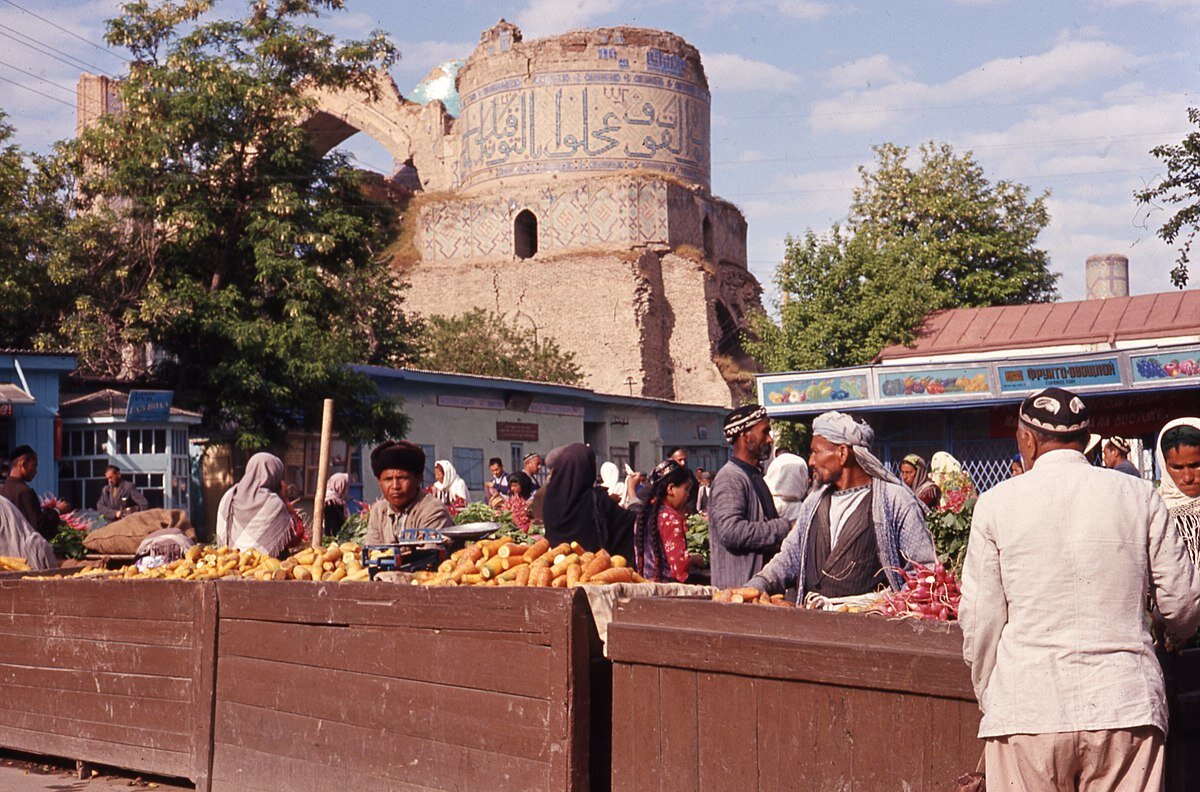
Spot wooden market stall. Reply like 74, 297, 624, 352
0, 577, 217, 789
209, 581, 604, 792
607, 597, 982, 792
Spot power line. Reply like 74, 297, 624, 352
0, 58, 76, 97
0, 0, 128, 63
0, 71, 73, 108
0, 22, 114, 77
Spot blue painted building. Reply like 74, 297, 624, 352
0, 350, 76, 494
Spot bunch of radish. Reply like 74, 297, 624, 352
873, 561, 961, 621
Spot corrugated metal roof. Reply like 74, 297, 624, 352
60, 388, 202, 420
876, 290, 1200, 361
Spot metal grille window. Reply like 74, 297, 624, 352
452, 447, 485, 494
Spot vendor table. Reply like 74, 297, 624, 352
607, 598, 982, 792
0, 577, 217, 789
209, 581, 602, 791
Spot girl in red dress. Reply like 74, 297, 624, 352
634, 459, 695, 583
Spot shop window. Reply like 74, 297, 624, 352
510, 444, 523, 477
452, 447, 485, 493
284, 433, 364, 497
514, 209, 538, 259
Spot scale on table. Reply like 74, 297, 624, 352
361, 522, 500, 579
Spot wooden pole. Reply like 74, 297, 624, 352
310, 398, 335, 548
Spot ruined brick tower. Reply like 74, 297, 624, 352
81, 21, 765, 406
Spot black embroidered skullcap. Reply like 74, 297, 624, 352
8, 444, 35, 463
522, 451, 539, 463
370, 440, 425, 479
1019, 387, 1090, 435
723, 404, 767, 442
1106, 436, 1131, 454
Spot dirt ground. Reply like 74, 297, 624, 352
0, 751, 193, 791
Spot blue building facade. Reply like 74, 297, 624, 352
0, 351, 76, 495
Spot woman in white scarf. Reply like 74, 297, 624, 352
215, 452, 293, 557
764, 453, 810, 521
433, 460, 470, 506
599, 461, 624, 503
1156, 417, 1200, 565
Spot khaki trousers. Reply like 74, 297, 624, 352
985, 726, 1164, 791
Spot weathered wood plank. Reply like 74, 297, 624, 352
0, 634, 193, 677
191, 581, 218, 792
0, 579, 195, 619
696, 672, 758, 789
0, 723, 191, 780
0, 705, 192, 753
657, 667, 699, 792
211, 742, 422, 792
216, 655, 553, 761
214, 700, 551, 792
0, 613, 192, 645
218, 619, 552, 698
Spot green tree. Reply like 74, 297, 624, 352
747, 142, 1057, 372
415, 309, 584, 386
1136, 107, 1200, 288
49, 0, 415, 447
0, 113, 70, 349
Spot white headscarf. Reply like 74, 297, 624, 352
228, 453, 286, 527
812, 411, 902, 486
325, 472, 349, 507
1156, 417, 1200, 511
216, 452, 292, 557
434, 460, 470, 503
599, 461, 623, 499
764, 453, 809, 520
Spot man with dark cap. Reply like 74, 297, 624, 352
960, 387, 1200, 790
0, 445, 61, 540
363, 441, 453, 545
707, 404, 793, 589
1103, 435, 1141, 477
745, 411, 933, 601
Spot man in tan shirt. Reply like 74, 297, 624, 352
363, 441, 453, 545
961, 387, 1200, 790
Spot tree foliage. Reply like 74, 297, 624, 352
747, 142, 1057, 372
1136, 107, 1200, 288
46, 0, 416, 447
415, 309, 584, 386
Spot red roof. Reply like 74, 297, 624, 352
876, 290, 1200, 362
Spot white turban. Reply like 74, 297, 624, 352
812, 411, 902, 486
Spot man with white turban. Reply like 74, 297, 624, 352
746, 411, 934, 599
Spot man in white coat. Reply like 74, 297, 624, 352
960, 387, 1200, 790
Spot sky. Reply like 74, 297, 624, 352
0, 0, 1197, 307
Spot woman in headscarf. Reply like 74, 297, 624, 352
542, 444, 636, 558
214, 452, 294, 557
323, 472, 350, 538
432, 460, 469, 512
503, 471, 535, 532
899, 453, 940, 508
1156, 417, 1200, 566
0, 495, 57, 570
599, 461, 623, 503
764, 453, 810, 522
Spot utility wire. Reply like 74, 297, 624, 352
0, 57, 76, 97
0, 22, 114, 77
0, 71, 73, 108
0, 0, 128, 63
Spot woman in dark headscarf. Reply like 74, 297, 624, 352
541, 444, 635, 558
899, 453, 940, 509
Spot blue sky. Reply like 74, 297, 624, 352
1, 0, 1196, 304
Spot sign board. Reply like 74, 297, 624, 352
877, 366, 990, 401
437, 394, 504, 411
998, 357, 1121, 393
1129, 346, 1200, 386
760, 370, 872, 412
529, 401, 586, 418
496, 421, 539, 442
125, 390, 173, 422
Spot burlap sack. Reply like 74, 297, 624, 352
83, 509, 195, 554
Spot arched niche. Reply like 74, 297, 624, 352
514, 210, 538, 259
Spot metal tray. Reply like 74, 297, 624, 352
437, 521, 500, 540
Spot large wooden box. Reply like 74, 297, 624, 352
0, 577, 217, 789
607, 598, 982, 791
210, 581, 601, 791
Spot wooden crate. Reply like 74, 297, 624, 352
607, 598, 981, 792
0, 577, 217, 789
210, 581, 601, 791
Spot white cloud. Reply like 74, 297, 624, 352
515, 0, 623, 39
810, 38, 1146, 133
393, 40, 473, 82
703, 53, 800, 92
768, 0, 833, 19
827, 54, 912, 90
705, 0, 832, 20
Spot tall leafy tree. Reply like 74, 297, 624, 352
1136, 107, 1200, 288
748, 142, 1057, 372
51, 0, 415, 447
415, 308, 584, 386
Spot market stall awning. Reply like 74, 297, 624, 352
0, 383, 34, 404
